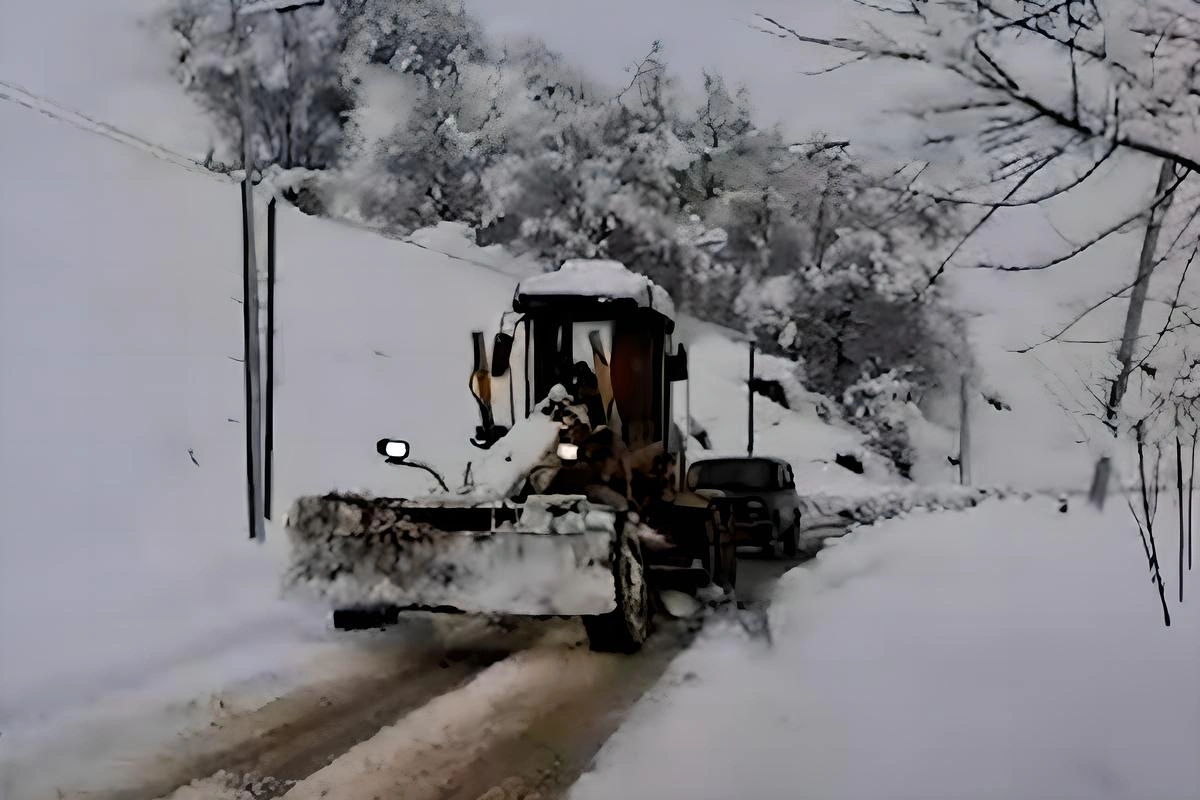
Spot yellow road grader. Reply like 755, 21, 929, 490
285, 260, 737, 653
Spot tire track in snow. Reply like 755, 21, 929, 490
270, 624, 695, 800
137, 556, 805, 800
76, 619, 548, 800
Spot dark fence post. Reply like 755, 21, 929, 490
265, 197, 277, 520
748, 342, 755, 457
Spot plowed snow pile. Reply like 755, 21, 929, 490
570, 499, 1200, 800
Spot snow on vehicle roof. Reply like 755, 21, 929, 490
516, 260, 675, 320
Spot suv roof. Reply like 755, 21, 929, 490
690, 455, 790, 467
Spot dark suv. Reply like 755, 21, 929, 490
686, 456, 802, 558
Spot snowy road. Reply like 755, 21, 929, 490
78, 551, 814, 800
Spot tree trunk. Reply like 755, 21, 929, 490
959, 372, 972, 485
1089, 159, 1177, 508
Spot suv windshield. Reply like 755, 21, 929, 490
688, 460, 777, 491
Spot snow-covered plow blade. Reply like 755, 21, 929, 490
284, 493, 620, 617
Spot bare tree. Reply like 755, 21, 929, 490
760, 1, 1200, 504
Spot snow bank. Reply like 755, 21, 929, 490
570, 499, 1200, 800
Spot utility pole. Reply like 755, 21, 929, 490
1091, 159, 1177, 509
237, 13, 265, 543
748, 342, 756, 456
236, 0, 324, 541
265, 197, 277, 520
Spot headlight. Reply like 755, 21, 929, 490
376, 438, 410, 460
557, 442, 579, 461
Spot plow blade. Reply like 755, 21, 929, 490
285, 494, 620, 617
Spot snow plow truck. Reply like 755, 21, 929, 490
284, 259, 737, 653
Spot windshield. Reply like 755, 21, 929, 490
688, 460, 778, 491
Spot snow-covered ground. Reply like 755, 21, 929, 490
4, 2, 1193, 798
571, 499, 1200, 800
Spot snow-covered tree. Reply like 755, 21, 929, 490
674, 72, 755, 205
326, 0, 506, 229
339, 0, 485, 89
169, 0, 355, 171
842, 368, 922, 479
479, 95, 704, 297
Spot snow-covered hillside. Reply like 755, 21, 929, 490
0, 95, 517, 729
0, 0, 214, 157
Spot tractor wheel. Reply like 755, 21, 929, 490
782, 510, 801, 558
583, 524, 651, 654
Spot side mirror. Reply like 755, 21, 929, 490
491, 332, 514, 378
471, 424, 509, 450
666, 343, 688, 382
376, 438, 410, 463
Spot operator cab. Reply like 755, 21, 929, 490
471, 260, 688, 457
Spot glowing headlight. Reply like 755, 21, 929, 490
557, 442, 579, 461
376, 438, 410, 460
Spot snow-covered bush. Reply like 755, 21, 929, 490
841, 369, 920, 478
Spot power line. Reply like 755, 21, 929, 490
0, 76, 540, 281
0, 78, 228, 181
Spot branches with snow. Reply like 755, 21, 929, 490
169, 0, 356, 172
759, 2, 1200, 282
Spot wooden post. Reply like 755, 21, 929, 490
958, 373, 972, 486
1089, 457, 1112, 509
748, 342, 755, 457
264, 197, 276, 520
240, 65, 265, 542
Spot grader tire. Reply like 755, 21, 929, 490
583, 525, 651, 654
